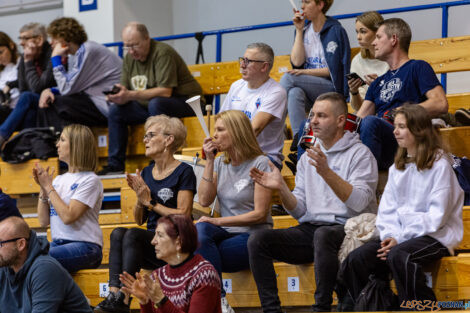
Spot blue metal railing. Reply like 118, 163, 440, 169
104, 0, 470, 110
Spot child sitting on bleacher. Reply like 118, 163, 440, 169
340, 105, 464, 309
94, 115, 196, 313
33, 124, 103, 273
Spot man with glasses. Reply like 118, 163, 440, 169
220, 43, 287, 169
98, 22, 203, 175
0, 23, 56, 147
0, 216, 92, 312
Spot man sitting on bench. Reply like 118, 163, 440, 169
248, 92, 378, 312
98, 22, 204, 175
356, 17, 447, 170
219, 43, 287, 169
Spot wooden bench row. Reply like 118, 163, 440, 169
73, 207, 470, 309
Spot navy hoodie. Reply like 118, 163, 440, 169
0, 231, 92, 313
293, 16, 351, 98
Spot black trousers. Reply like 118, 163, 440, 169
108, 227, 165, 288
37, 93, 107, 131
248, 223, 345, 312
340, 236, 449, 306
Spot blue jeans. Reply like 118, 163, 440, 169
195, 222, 250, 296
359, 115, 397, 170
107, 97, 195, 169
280, 73, 335, 134
0, 91, 39, 140
50, 239, 102, 273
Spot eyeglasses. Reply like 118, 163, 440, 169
18, 35, 38, 41
143, 132, 171, 141
238, 57, 268, 66
0, 237, 28, 248
123, 42, 141, 52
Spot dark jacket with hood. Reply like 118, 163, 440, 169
17, 41, 56, 94
292, 16, 351, 98
0, 230, 91, 313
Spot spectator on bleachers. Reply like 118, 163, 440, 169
356, 18, 448, 170
248, 92, 378, 312
33, 124, 103, 273
341, 104, 463, 308
196, 110, 272, 313
0, 32, 20, 123
120, 214, 221, 313
36, 17, 122, 131
94, 115, 196, 313
281, 0, 350, 134
0, 189, 22, 221
0, 216, 92, 313
348, 11, 388, 111
0, 23, 56, 147
220, 43, 287, 170
98, 22, 203, 175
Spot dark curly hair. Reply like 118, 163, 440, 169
47, 17, 87, 45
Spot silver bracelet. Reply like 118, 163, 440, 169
38, 195, 49, 203
202, 176, 213, 183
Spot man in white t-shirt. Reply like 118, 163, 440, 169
220, 43, 287, 169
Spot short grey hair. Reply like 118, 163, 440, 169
247, 42, 274, 71
19, 23, 47, 39
144, 115, 187, 152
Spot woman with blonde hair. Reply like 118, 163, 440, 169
348, 11, 389, 111
33, 124, 103, 272
341, 105, 463, 308
196, 110, 272, 313
94, 114, 197, 313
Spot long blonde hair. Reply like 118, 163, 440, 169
356, 11, 384, 59
215, 110, 264, 164
62, 124, 98, 172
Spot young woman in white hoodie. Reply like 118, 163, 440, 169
341, 104, 464, 307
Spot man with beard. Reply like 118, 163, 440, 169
0, 216, 92, 313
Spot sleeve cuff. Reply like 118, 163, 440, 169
51, 87, 60, 95
51, 55, 62, 68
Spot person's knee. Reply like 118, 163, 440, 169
17, 91, 38, 107
195, 222, 213, 244
148, 97, 173, 115
108, 103, 127, 123
359, 115, 381, 133
122, 228, 146, 246
386, 245, 406, 268
247, 229, 270, 254
314, 226, 343, 249
110, 227, 128, 243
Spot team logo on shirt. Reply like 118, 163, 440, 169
158, 188, 174, 203
50, 205, 58, 217
71, 183, 78, 191
255, 97, 261, 109
131, 75, 148, 91
234, 179, 249, 193
379, 78, 402, 103
326, 41, 338, 54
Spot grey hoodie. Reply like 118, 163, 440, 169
0, 230, 91, 313
290, 131, 378, 224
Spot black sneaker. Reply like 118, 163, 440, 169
455, 108, 470, 126
94, 291, 130, 313
97, 165, 124, 176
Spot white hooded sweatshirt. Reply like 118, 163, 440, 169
290, 131, 378, 224
376, 154, 464, 255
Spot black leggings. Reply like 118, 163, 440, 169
108, 227, 165, 288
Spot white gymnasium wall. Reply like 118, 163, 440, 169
0, 7, 63, 50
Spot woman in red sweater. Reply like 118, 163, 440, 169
120, 214, 221, 313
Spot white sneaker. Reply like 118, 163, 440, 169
221, 296, 235, 313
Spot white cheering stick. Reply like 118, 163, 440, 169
186, 95, 210, 137
288, 0, 298, 11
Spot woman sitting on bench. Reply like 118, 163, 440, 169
340, 104, 464, 308
120, 214, 221, 313
196, 110, 272, 313
34, 124, 103, 272
94, 115, 196, 313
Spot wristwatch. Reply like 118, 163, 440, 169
153, 296, 168, 308
146, 199, 157, 211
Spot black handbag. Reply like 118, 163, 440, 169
354, 275, 398, 311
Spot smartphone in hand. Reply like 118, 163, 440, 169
102, 85, 121, 95
345, 72, 366, 86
